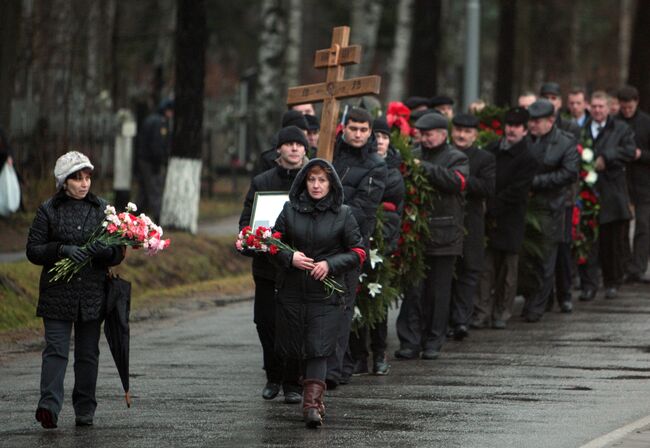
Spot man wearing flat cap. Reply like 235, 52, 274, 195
448, 114, 495, 340
540, 82, 580, 139
404, 96, 430, 112
521, 99, 579, 322
540, 82, 581, 314
474, 108, 538, 329
429, 95, 455, 119
395, 112, 469, 360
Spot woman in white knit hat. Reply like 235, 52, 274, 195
26, 151, 125, 429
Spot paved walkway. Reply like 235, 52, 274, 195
3, 285, 650, 447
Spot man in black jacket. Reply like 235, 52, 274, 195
522, 100, 579, 322
238, 126, 308, 403
395, 112, 469, 360
254, 110, 311, 176
448, 114, 495, 340
474, 108, 537, 329
618, 86, 650, 283
326, 108, 386, 387
579, 91, 637, 300
347, 117, 405, 376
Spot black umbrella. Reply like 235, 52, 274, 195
104, 274, 132, 407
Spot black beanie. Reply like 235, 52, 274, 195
373, 117, 390, 136
276, 126, 309, 149
281, 110, 309, 131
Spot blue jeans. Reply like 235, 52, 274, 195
38, 318, 101, 420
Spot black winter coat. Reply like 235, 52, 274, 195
413, 143, 469, 256
528, 125, 579, 242
459, 146, 495, 268
619, 110, 650, 204
239, 164, 302, 281
273, 159, 364, 359
381, 146, 405, 253
26, 191, 125, 322
486, 139, 538, 253
332, 135, 387, 245
585, 117, 636, 224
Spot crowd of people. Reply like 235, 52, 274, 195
237, 82, 650, 428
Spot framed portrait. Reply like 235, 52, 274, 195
250, 191, 290, 229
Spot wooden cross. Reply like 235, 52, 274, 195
286, 26, 381, 161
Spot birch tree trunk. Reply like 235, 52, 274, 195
160, 0, 206, 234
349, 0, 383, 78
255, 0, 287, 154
387, 0, 414, 102
285, 0, 302, 87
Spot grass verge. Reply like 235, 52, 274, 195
0, 232, 252, 334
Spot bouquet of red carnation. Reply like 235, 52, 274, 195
50, 202, 171, 282
236, 225, 344, 296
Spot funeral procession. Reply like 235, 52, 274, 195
5, 1, 650, 447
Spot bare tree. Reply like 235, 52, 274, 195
0, 1, 22, 131
618, 0, 634, 85
409, 0, 441, 96
160, 0, 206, 233
349, 0, 383, 78
628, 0, 650, 110
387, 0, 414, 102
285, 0, 302, 87
254, 0, 287, 154
494, 0, 516, 106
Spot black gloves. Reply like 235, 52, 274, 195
59, 245, 89, 264
86, 240, 115, 260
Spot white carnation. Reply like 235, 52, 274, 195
582, 148, 594, 163
585, 171, 598, 185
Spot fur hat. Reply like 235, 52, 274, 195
54, 151, 94, 189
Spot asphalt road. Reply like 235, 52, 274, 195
2, 286, 650, 448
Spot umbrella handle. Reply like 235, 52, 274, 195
125, 390, 132, 408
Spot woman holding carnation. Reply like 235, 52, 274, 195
26, 151, 124, 429
272, 158, 365, 428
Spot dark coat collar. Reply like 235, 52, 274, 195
52, 190, 101, 208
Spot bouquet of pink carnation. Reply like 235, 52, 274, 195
237, 225, 344, 296
50, 202, 170, 282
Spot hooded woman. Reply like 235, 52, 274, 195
26, 151, 125, 429
272, 158, 365, 428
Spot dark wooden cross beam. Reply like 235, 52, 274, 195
286, 26, 381, 161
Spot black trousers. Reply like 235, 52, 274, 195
628, 203, 650, 277
451, 255, 482, 327
39, 318, 101, 419
253, 276, 300, 390
348, 312, 388, 362
551, 241, 573, 305
522, 236, 558, 320
326, 268, 358, 383
396, 255, 455, 352
599, 220, 629, 287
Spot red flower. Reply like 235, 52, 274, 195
491, 119, 501, 129
386, 102, 412, 136
572, 206, 581, 226
269, 245, 279, 255
246, 235, 256, 246
399, 162, 408, 175
580, 170, 588, 179
402, 222, 412, 233
242, 226, 252, 235
397, 236, 405, 246
588, 220, 596, 229
495, 129, 503, 136
479, 123, 489, 130
578, 256, 587, 265
576, 144, 584, 155
272, 231, 282, 239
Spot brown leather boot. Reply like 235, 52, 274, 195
302, 379, 326, 428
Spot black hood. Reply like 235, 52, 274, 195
289, 158, 344, 212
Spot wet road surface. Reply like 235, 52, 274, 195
2, 286, 650, 447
